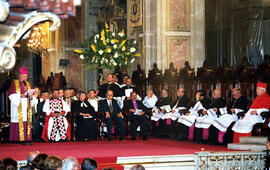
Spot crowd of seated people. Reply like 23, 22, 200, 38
25, 69, 269, 146
0, 150, 146, 170
4, 57, 268, 145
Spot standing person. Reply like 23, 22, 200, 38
74, 92, 97, 141
42, 89, 71, 142
98, 74, 122, 99
8, 66, 35, 144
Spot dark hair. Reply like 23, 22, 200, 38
31, 153, 48, 170
130, 91, 137, 96
81, 158, 97, 170
44, 156, 62, 170
197, 90, 205, 97
3, 158, 18, 170
19, 164, 34, 170
88, 89, 96, 94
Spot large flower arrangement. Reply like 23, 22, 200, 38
74, 23, 140, 69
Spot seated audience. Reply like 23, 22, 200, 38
81, 158, 97, 170
74, 92, 97, 141
142, 90, 158, 109
151, 89, 172, 137
2, 158, 18, 170
87, 90, 99, 112
177, 90, 209, 141
27, 151, 40, 164
31, 153, 48, 170
42, 89, 71, 142
98, 90, 124, 141
44, 156, 62, 170
123, 91, 148, 140
62, 157, 80, 170
232, 82, 270, 143
210, 88, 248, 145
195, 89, 225, 144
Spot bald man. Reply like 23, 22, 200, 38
232, 82, 270, 143
209, 88, 248, 145
98, 90, 124, 141
195, 89, 226, 144
27, 151, 40, 164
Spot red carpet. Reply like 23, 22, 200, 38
0, 138, 229, 169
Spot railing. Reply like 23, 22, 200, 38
195, 151, 266, 170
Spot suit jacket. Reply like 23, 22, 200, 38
98, 99, 121, 117
122, 100, 147, 113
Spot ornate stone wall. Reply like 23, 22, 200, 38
139, 0, 205, 74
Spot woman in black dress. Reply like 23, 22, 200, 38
74, 92, 97, 141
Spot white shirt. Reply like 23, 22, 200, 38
88, 98, 99, 112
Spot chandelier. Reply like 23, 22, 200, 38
27, 24, 47, 54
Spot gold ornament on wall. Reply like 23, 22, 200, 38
27, 24, 47, 54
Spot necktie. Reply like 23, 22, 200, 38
109, 101, 113, 113
133, 101, 138, 109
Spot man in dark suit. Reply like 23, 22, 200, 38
123, 91, 148, 140
98, 90, 124, 141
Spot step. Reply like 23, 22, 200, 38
228, 143, 266, 151
239, 136, 268, 145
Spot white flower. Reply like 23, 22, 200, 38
118, 32, 124, 37
80, 55, 84, 60
114, 52, 119, 58
106, 39, 109, 43
130, 47, 136, 53
134, 40, 136, 44
130, 58, 135, 63
112, 32, 115, 37
95, 34, 99, 38
94, 39, 97, 43
98, 50, 104, 55
113, 44, 117, 49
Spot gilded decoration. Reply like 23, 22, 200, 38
128, 0, 143, 28
166, 36, 190, 68
166, 0, 190, 31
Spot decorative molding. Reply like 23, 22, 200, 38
0, 1, 9, 22
0, 45, 16, 73
7, 12, 61, 47
166, 0, 190, 31
195, 151, 266, 170
166, 36, 190, 68
0, 11, 61, 72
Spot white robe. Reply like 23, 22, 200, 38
9, 93, 34, 123
232, 108, 269, 133
43, 99, 71, 141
